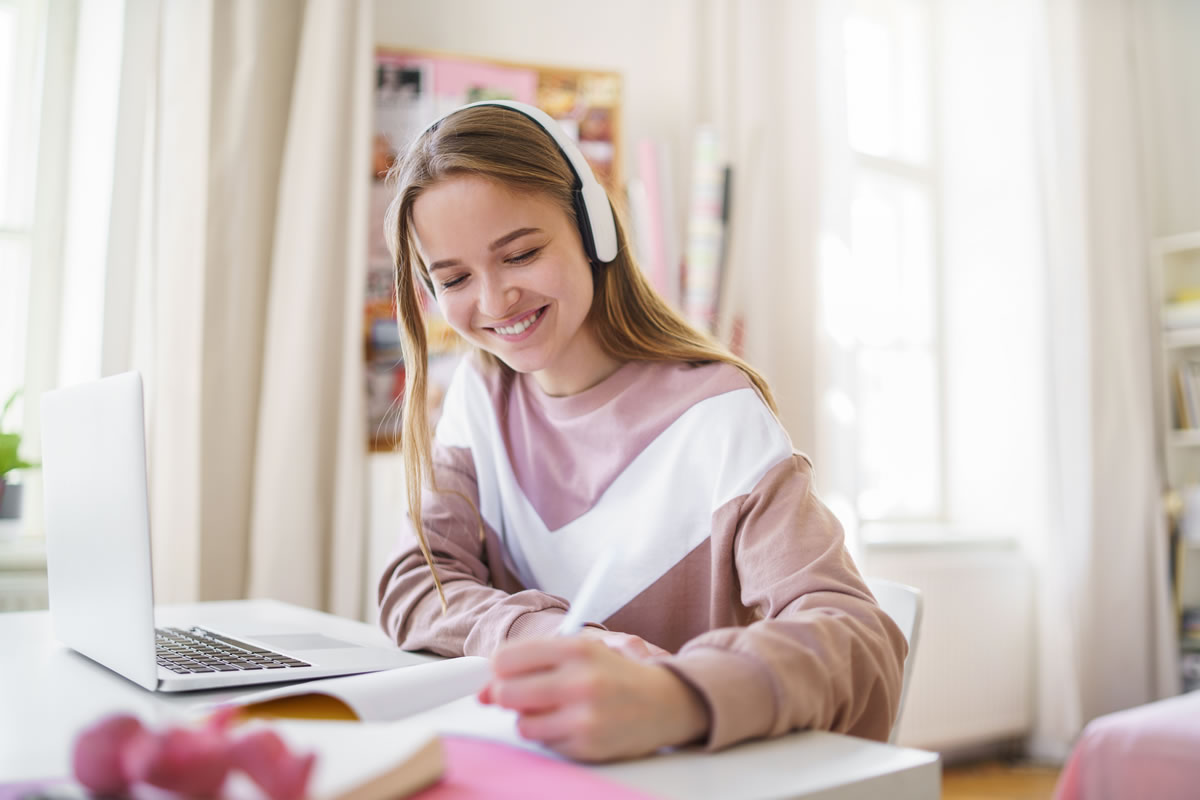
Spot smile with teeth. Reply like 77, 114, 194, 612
491, 307, 544, 336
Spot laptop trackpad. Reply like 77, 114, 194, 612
249, 633, 360, 651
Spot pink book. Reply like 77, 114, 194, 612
416, 736, 660, 799
636, 139, 669, 300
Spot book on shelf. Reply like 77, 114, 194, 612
1172, 360, 1200, 431
629, 138, 681, 309
683, 125, 729, 332
1180, 607, 1200, 642
1181, 651, 1200, 695
1175, 366, 1192, 429
1164, 300, 1200, 330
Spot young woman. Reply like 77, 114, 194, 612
377, 101, 906, 763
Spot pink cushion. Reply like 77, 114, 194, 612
1054, 691, 1200, 800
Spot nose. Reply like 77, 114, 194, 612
478, 273, 519, 320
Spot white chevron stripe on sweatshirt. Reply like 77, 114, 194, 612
435, 362, 795, 624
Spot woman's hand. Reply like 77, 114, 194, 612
576, 627, 670, 660
478, 637, 710, 762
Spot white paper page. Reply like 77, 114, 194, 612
404, 694, 562, 759
215, 656, 491, 722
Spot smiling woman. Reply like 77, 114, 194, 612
412, 176, 618, 396
376, 101, 908, 763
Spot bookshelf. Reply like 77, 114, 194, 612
1155, 230, 1200, 692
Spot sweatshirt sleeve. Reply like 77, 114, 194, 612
376, 440, 575, 657
657, 454, 908, 750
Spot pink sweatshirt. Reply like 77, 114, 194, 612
377, 357, 907, 749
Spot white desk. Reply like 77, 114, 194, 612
0, 600, 940, 799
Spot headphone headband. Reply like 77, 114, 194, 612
421, 100, 618, 264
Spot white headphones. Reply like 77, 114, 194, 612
422, 100, 618, 265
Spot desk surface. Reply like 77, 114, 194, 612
0, 600, 940, 800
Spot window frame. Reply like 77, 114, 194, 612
843, 0, 948, 529
1, 0, 75, 548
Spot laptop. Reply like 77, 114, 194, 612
40, 371, 416, 692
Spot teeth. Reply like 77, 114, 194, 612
495, 308, 541, 336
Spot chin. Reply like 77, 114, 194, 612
504, 358, 550, 376
488, 350, 549, 376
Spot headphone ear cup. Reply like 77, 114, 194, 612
577, 177, 618, 263
573, 189, 601, 264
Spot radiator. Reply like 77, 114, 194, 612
863, 543, 1035, 752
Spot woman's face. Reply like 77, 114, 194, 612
411, 174, 615, 396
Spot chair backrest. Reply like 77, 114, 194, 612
865, 577, 923, 744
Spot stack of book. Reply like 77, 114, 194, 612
625, 128, 737, 335
1164, 298, 1200, 330
1173, 362, 1200, 429
1181, 608, 1200, 692
626, 139, 681, 309
682, 125, 731, 333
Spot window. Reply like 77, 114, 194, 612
0, 0, 42, 413
843, 0, 942, 523
827, 0, 1041, 541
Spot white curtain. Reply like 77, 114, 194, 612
1031, 0, 1185, 758
697, 0, 822, 458
81, 0, 373, 616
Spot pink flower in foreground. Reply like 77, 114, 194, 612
231, 729, 316, 800
72, 714, 147, 795
123, 725, 233, 797
71, 710, 315, 800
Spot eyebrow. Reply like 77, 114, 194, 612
427, 227, 543, 272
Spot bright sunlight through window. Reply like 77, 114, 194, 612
844, 0, 942, 523
0, 0, 40, 413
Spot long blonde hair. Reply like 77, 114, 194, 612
383, 105, 776, 610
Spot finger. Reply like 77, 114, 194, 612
477, 683, 493, 704
527, 719, 619, 764
640, 641, 671, 658
490, 668, 581, 714
491, 637, 598, 677
612, 639, 648, 659
514, 703, 589, 745
593, 632, 670, 660
611, 636, 667, 661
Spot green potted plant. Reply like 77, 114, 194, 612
0, 389, 36, 519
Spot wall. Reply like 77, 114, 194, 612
374, 0, 702, 242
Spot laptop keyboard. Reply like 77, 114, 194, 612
155, 626, 311, 674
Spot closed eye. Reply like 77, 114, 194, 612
439, 274, 468, 291
505, 247, 542, 265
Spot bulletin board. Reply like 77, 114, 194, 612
366, 48, 622, 450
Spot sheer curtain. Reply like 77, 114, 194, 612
49, 0, 374, 616
1030, 0, 1184, 758
697, 0, 822, 457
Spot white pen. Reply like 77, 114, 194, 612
555, 548, 618, 636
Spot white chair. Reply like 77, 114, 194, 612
865, 577, 923, 744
